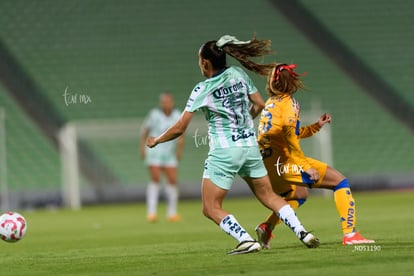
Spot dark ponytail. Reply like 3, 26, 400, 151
200, 35, 275, 76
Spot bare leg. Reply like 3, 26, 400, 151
319, 166, 345, 189
243, 175, 289, 212
201, 178, 256, 245
163, 166, 177, 185
201, 178, 229, 224
148, 165, 162, 183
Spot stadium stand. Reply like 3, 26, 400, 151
0, 0, 412, 207
0, 83, 60, 191
300, 0, 414, 108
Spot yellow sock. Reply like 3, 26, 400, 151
265, 199, 301, 230
333, 179, 356, 235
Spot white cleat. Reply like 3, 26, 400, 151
227, 240, 261, 255
300, 231, 320, 248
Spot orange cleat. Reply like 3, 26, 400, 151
255, 222, 274, 249
167, 214, 182, 222
147, 214, 158, 223
343, 231, 375, 245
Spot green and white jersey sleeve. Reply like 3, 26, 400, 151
185, 66, 259, 150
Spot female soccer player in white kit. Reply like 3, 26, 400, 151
147, 35, 319, 254
141, 93, 184, 222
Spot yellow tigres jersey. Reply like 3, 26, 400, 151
257, 95, 321, 172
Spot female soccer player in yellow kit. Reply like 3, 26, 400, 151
255, 63, 375, 248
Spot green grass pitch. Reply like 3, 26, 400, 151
1, 191, 413, 275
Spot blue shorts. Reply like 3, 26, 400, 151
203, 146, 267, 190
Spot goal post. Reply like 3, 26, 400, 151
0, 107, 10, 211
58, 123, 81, 209
58, 118, 147, 209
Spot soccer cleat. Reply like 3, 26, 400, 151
342, 231, 375, 245
255, 222, 274, 250
167, 214, 182, 222
227, 240, 261, 255
147, 214, 157, 223
299, 231, 320, 248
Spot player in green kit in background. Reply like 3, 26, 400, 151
140, 93, 184, 222
147, 35, 319, 254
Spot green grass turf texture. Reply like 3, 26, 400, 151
1, 191, 412, 275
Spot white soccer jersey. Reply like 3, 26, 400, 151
185, 66, 258, 150
143, 108, 181, 153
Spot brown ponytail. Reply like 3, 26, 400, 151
221, 35, 274, 76
200, 35, 275, 77
266, 64, 305, 96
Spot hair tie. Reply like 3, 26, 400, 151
273, 64, 306, 81
216, 35, 251, 49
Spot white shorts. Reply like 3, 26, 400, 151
145, 146, 177, 167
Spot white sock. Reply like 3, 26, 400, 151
219, 214, 253, 243
165, 184, 178, 217
146, 182, 160, 215
278, 204, 306, 239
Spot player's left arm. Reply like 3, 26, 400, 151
147, 111, 194, 148
299, 113, 332, 138
139, 111, 152, 159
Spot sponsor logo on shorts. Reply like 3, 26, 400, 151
214, 171, 227, 178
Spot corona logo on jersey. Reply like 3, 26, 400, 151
212, 81, 244, 99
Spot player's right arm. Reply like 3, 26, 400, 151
147, 111, 193, 148
140, 110, 154, 159
140, 127, 149, 159
248, 92, 265, 119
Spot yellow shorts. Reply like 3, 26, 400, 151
261, 148, 328, 196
